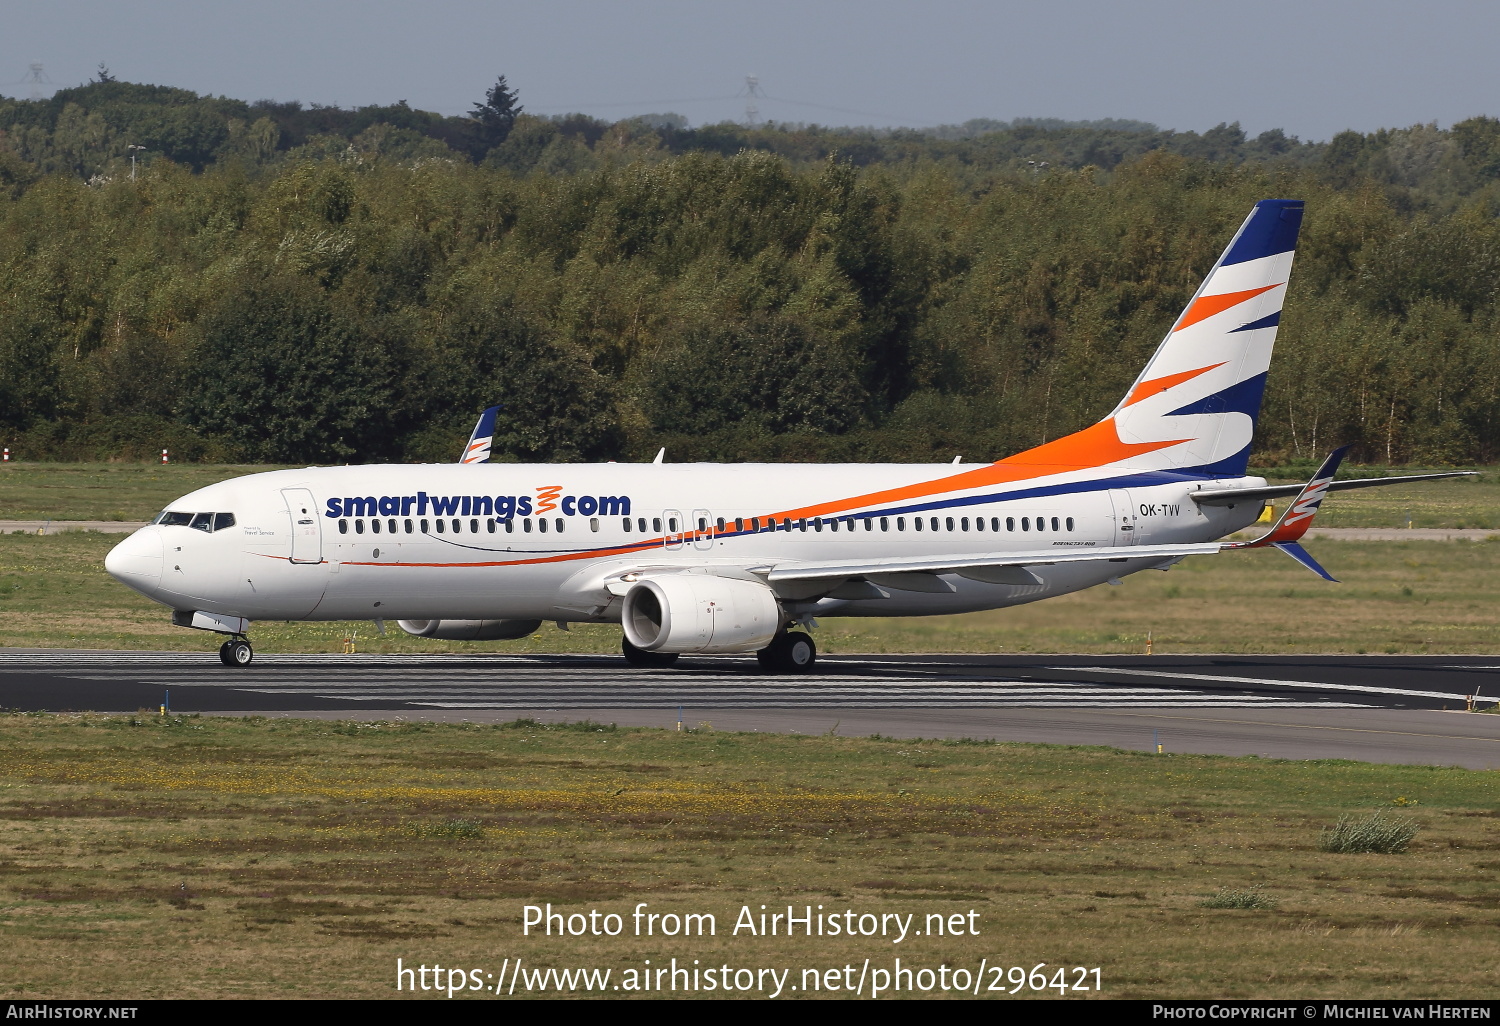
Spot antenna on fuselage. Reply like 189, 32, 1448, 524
652, 447, 665, 464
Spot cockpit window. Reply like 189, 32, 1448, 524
157, 511, 237, 533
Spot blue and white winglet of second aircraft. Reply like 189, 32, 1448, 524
104, 200, 1472, 671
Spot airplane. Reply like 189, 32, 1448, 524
104, 199, 1473, 672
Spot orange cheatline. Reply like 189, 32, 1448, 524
1124, 362, 1226, 407
1173, 283, 1280, 332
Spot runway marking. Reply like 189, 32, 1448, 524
45, 664, 1371, 709
1081, 710, 1500, 746
1064, 666, 1472, 702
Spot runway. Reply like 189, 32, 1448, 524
3, 649, 1498, 768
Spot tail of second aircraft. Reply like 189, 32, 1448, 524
1104, 199, 1304, 478
459, 405, 500, 464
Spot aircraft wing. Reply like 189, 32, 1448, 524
759, 542, 1223, 591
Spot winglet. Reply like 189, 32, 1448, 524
459, 406, 500, 464
1271, 541, 1338, 582
1224, 445, 1349, 580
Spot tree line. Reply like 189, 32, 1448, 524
1, 78, 1499, 466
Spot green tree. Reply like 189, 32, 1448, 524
469, 75, 522, 156
181, 281, 399, 462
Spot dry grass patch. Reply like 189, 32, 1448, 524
0, 714, 1494, 998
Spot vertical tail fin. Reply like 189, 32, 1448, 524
1109, 199, 1304, 477
459, 405, 500, 464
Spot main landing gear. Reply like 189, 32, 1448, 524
622, 637, 679, 668
757, 631, 817, 674
218, 636, 254, 667
618, 631, 817, 673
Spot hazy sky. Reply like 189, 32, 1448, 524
2, 0, 1496, 140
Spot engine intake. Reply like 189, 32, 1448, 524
621, 575, 781, 654
396, 619, 541, 641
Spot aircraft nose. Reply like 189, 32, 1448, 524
105, 527, 163, 594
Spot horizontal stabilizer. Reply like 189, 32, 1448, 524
1192, 470, 1476, 507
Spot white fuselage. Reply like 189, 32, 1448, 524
105, 462, 1266, 625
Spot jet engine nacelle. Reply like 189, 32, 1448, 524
621, 575, 782, 654
396, 619, 542, 641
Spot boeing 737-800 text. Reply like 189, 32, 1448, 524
103, 200, 1469, 671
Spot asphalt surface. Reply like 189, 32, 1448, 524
3, 649, 1498, 768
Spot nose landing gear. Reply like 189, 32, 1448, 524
218, 636, 254, 667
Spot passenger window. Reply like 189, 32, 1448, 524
1036, 518, 1045, 533
930, 517, 939, 531
623, 518, 632, 532
452, 519, 461, 533
864, 518, 873, 531
388, 519, 397, 534
880, 517, 889, 531
897, 517, 905, 531
555, 518, 564, 533
782, 518, 792, 531
735, 518, 744, 533
356, 520, 365, 534
946, 517, 955, 531
406, 519, 414, 533
668, 518, 678, 532
1066, 517, 1075, 531
638, 518, 647, 533
961, 517, 969, 531
974, 516, 983, 532
653, 518, 662, 533
590, 518, 600, 532
420, 519, 429, 533
797, 519, 807, 532
699, 518, 708, 531
992, 517, 1000, 532
751, 518, 760, 532
214, 513, 236, 532
523, 519, 532, 533
538, 518, 548, 533
434, 519, 443, 533
1021, 517, 1029, 531
471, 519, 479, 533
914, 518, 923, 532
190, 512, 213, 532
487, 519, 496, 533
371, 519, 381, 534
338, 519, 348, 534
1052, 517, 1060, 531
503, 519, 513, 533
1007, 517, 1015, 531
815, 519, 825, 532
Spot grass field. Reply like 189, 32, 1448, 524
4, 530, 1500, 655
0, 714, 1493, 999
1, 461, 1496, 528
